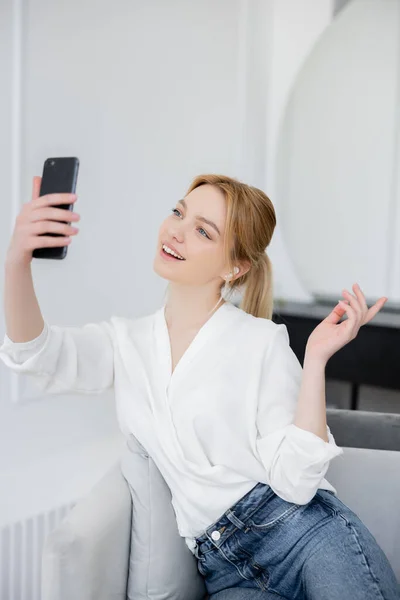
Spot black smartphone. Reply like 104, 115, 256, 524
32, 157, 80, 260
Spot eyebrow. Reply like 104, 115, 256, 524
177, 199, 221, 236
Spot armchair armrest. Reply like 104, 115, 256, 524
41, 461, 132, 600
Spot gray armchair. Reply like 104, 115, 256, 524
41, 409, 400, 599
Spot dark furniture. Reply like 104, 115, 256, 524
271, 299, 400, 411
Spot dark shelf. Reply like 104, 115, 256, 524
260, 299, 399, 411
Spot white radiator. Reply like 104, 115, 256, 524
0, 503, 75, 600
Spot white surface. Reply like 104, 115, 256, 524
0, 432, 125, 527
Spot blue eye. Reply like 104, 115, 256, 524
198, 227, 209, 238
170, 208, 210, 239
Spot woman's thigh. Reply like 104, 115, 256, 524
194, 485, 400, 600
208, 589, 284, 600
302, 490, 400, 600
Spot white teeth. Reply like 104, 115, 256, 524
162, 244, 184, 260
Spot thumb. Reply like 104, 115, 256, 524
31, 176, 42, 202
324, 299, 349, 325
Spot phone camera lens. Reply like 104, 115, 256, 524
50, 160, 55, 166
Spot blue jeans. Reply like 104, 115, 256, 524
192, 482, 400, 599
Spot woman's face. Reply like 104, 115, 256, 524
153, 184, 229, 286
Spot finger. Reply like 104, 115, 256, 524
338, 300, 358, 329
342, 289, 362, 322
35, 192, 77, 207
352, 283, 368, 313
325, 299, 349, 324
347, 283, 368, 324
31, 176, 41, 202
365, 297, 388, 323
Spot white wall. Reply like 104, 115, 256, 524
0, 0, 278, 526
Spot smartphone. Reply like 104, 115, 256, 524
32, 157, 80, 260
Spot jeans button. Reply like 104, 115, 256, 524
211, 530, 221, 540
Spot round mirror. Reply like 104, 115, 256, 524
276, 0, 400, 307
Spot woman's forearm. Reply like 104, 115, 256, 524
293, 352, 329, 443
3, 260, 45, 342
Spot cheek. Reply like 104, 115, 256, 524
193, 244, 222, 267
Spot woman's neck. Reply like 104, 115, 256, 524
164, 295, 226, 331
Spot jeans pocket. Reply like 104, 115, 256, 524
197, 555, 208, 577
246, 492, 303, 530
197, 549, 219, 578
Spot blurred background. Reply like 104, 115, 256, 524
1, 0, 400, 596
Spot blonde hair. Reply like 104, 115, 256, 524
166, 174, 277, 320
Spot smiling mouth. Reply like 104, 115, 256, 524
160, 245, 186, 260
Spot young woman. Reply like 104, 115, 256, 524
1, 174, 398, 600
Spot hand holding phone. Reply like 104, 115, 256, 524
32, 157, 80, 260
6, 157, 80, 266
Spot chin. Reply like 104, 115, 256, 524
153, 256, 177, 279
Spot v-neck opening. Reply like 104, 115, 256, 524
156, 300, 235, 392
149, 299, 240, 469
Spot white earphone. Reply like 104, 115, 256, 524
224, 266, 240, 281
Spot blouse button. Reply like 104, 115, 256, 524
211, 530, 221, 540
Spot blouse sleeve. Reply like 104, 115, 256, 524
0, 319, 115, 396
255, 323, 343, 505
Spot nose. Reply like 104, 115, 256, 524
167, 227, 184, 243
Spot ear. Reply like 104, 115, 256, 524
221, 260, 251, 283
238, 260, 251, 279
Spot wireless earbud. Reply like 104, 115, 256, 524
224, 266, 240, 281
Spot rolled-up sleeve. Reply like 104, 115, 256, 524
0, 319, 115, 396
256, 324, 343, 505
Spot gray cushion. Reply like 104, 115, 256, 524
120, 434, 207, 600
327, 408, 400, 450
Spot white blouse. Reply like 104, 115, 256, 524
0, 301, 343, 554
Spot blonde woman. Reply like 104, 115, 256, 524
1, 174, 398, 600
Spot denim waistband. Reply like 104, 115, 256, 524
194, 482, 276, 555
